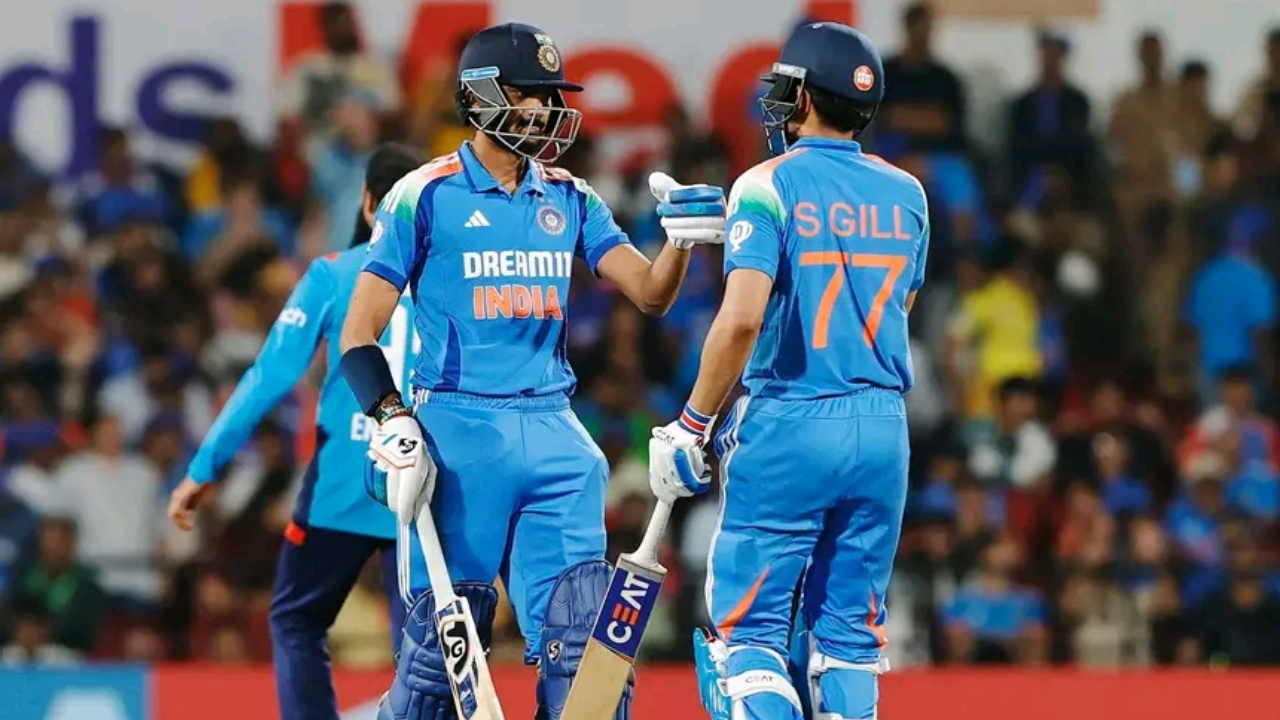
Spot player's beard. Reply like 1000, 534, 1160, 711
783, 123, 803, 150
503, 112, 551, 157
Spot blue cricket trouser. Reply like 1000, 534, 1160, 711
270, 523, 402, 720
707, 389, 909, 665
402, 388, 610, 662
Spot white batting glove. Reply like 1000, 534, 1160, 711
649, 172, 726, 249
648, 418, 713, 505
367, 414, 437, 526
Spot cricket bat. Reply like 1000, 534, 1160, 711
560, 499, 674, 720
415, 504, 507, 720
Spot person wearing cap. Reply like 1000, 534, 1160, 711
337, 22, 726, 720
648, 22, 928, 720
166, 143, 428, 720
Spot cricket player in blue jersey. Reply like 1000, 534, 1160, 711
648, 23, 928, 720
335, 22, 727, 720
166, 144, 428, 720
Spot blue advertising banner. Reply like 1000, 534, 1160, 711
0, 665, 148, 720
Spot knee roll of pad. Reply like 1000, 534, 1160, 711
807, 650, 889, 720
537, 560, 634, 720
383, 583, 499, 720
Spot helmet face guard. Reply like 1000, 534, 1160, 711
759, 62, 807, 156
459, 67, 583, 163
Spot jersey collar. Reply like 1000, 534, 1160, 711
459, 141, 547, 197
790, 137, 863, 153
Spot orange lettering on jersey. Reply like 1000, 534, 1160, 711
488, 285, 514, 317
829, 202, 857, 237
892, 205, 912, 240
512, 285, 534, 318
795, 202, 820, 237
544, 285, 564, 320
868, 206, 893, 239
472, 284, 565, 320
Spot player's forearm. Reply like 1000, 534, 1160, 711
687, 314, 759, 417
339, 273, 405, 415
633, 243, 691, 316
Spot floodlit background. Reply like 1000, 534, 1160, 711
2, 0, 1280, 717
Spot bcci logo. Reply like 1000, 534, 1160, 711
534, 33, 561, 72
537, 205, 567, 235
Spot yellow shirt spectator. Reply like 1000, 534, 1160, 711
949, 274, 1042, 419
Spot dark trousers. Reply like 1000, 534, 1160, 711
269, 524, 403, 720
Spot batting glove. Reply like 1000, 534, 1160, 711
648, 408, 715, 505
649, 171, 726, 249
367, 414, 437, 526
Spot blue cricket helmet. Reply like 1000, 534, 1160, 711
455, 23, 584, 162
759, 22, 885, 154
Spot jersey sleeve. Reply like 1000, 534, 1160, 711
363, 174, 431, 291
186, 260, 335, 484
573, 177, 629, 274
723, 169, 786, 280
910, 190, 930, 292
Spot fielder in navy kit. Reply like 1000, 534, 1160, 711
647, 23, 929, 720
335, 23, 726, 720
167, 144, 427, 720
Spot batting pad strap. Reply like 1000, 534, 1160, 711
724, 670, 803, 709
810, 652, 890, 676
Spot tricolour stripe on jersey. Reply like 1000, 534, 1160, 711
380, 153, 464, 224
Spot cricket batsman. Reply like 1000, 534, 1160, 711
647, 23, 928, 720
335, 22, 727, 720
166, 143, 428, 720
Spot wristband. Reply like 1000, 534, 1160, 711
678, 403, 716, 439
340, 344, 399, 416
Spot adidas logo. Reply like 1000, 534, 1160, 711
464, 210, 490, 228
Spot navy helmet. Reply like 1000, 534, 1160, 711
760, 22, 885, 154
454, 23, 583, 163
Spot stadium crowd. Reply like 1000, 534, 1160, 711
3, 1, 1280, 670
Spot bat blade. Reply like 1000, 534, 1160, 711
560, 553, 667, 720
435, 597, 506, 720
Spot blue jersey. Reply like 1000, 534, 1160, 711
364, 142, 629, 398
724, 137, 929, 400
187, 248, 416, 539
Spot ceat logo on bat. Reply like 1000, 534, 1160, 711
593, 570, 660, 661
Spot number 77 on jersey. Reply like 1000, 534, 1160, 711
559, 501, 673, 720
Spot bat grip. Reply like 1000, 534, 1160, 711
415, 503, 459, 606
633, 500, 673, 566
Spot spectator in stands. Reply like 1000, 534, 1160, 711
73, 127, 170, 237
98, 344, 213, 450
1109, 31, 1176, 244
49, 415, 165, 612
941, 535, 1048, 665
1059, 566, 1142, 666
0, 474, 38, 600
0, 191, 32, 300
4, 422, 68, 517
1179, 366, 1280, 475
1181, 549, 1280, 665
1093, 432, 1152, 517
1007, 30, 1095, 200
184, 118, 260, 215
277, 1, 400, 162
1164, 453, 1229, 571
0, 602, 80, 665
1182, 207, 1277, 404
1171, 62, 1230, 200
183, 172, 295, 279
881, 3, 966, 155
407, 35, 476, 160
308, 89, 381, 255
4, 517, 106, 654
1233, 27, 1280, 142
967, 377, 1056, 493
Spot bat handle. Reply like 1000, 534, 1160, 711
415, 503, 459, 606
633, 499, 673, 566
